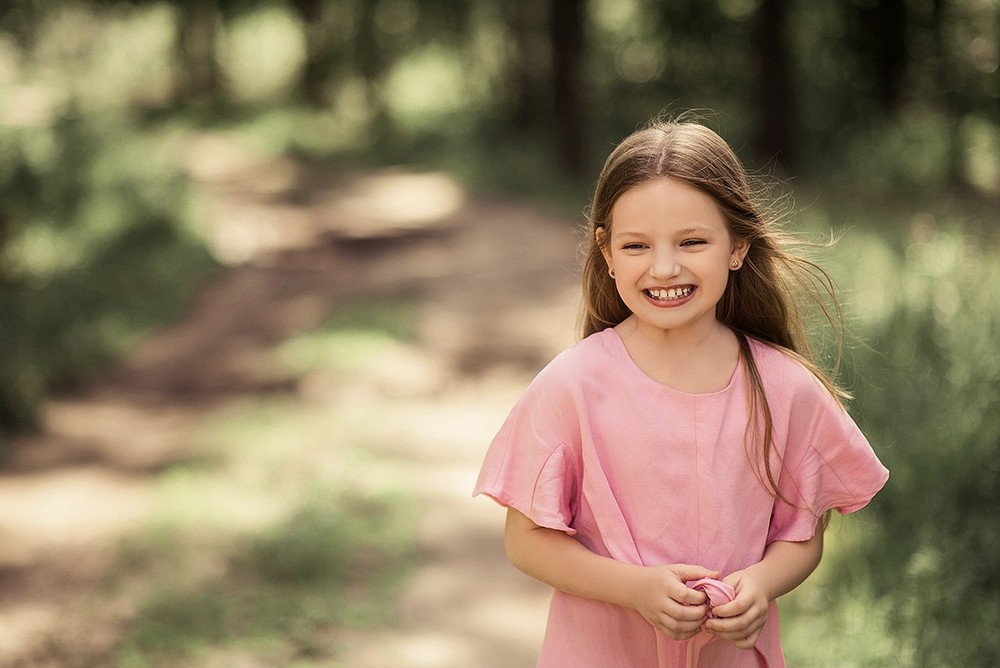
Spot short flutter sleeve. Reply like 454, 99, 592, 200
473, 357, 582, 535
765, 354, 889, 544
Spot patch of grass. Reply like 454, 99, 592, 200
116, 487, 416, 666
321, 298, 419, 342
276, 297, 419, 375
110, 387, 418, 667
238, 489, 413, 586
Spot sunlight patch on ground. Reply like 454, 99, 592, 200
186, 136, 468, 264
327, 170, 465, 233
0, 604, 60, 662
38, 399, 194, 470
344, 631, 479, 668
190, 147, 468, 264
0, 469, 150, 558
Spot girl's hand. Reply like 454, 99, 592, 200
703, 570, 770, 649
630, 564, 720, 640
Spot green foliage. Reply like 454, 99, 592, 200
117, 485, 416, 665
820, 205, 1000, 666
0, 113, 216, 431
783, 560, 902, 667
0, 216, 214, 420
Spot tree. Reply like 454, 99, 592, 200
500, 0, 589, 176
849, 0, 909, 114
289, 0, 336, 106
755, 0, 795, 170
178, 0, 223, 100
502, 0, 550, 131
549, 0, 588, 176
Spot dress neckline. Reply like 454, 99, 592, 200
601, 327, 744, 397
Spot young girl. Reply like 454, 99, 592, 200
473, 117, 889, 667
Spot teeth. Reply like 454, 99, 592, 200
648, 287, 692, 301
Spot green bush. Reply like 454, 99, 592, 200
0, 113, 216, 435
836, 220, 1000, 665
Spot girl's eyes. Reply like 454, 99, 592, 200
619, 239, 707, 251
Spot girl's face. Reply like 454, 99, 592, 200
601, 177, 746, 339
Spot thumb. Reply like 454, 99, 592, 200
668, 564, 721, 605
670, 564, 721, 583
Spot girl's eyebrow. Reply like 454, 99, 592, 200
612, 231, 647, 240
613, 226, 716, 240
676, 226, 716, 236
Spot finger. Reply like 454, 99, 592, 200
677, 587, 709, 606
660, 614, 707, 633
672, 573, 719, 607
663, 600, 709, 623
708, 597, 748, 618
705, 614, 765, 640
657, 575, 707, 606
653, 613, 708, 640
731, 628, 763, 650
672, 564, 721, 582
704, 616, 743, 637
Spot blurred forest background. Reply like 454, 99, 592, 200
0, 0, 998, 666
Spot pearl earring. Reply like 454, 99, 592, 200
609, 268, 616, 278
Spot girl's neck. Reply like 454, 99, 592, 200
614, 316, 741, 393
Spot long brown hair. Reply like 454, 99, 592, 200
580, 114, 848, 503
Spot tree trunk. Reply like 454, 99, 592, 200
503, 0, 550, 131
352, 0, 392, 137
931, 0, 967, 188
178, 0, 223, 102
549, 0, 587, 176
289, 0, 334, 107
756, 0, 795, 170
864, 0, 909, 112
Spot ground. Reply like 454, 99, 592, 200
0, 137, 586, 667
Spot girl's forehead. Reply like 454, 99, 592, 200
609, 177, 729, 231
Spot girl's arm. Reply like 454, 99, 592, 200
504, 507, 719, 640
704, 519, 825, 649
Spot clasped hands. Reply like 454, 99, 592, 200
631, 563, 769, 650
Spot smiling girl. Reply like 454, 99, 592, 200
474, 117, 888, 667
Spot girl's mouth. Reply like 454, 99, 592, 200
645, 286, 694, 302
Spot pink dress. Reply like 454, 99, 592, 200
473, 328, 889, 667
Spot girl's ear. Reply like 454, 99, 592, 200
731, 239, 749, 265
596, 227, 613, 266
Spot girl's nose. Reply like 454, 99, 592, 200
649, 248, 680, 278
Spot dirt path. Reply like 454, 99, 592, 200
0, 137, 583, 666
